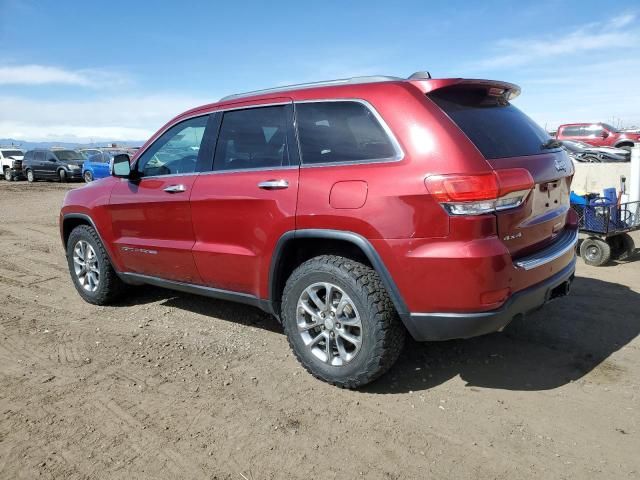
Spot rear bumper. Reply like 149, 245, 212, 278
400, 258, 575, 341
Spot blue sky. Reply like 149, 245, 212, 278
1, 0, 639, 142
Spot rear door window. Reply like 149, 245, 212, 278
429, 88, 553, 159
295, 101, 398, 164
213, 105, 290, 171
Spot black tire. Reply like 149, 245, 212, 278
66, 225, 125, 305
58, 169, 67, 183
614, 233, 635, 261
3, 168, 12, 181
281, 255, 405, 388
618, 145, 633, 153
580, 237, 611, 266
26, 169, 35, 183
84, 170, 93, 183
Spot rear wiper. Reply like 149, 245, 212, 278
542, 139, 563, 149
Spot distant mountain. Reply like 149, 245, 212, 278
0, 138, 145, 150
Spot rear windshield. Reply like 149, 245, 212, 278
428, 88, 553, 159
1, 150, 23, 157
53, 150, 84, 161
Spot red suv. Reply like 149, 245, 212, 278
556, 123, 640, 150
60, 73, 578, 387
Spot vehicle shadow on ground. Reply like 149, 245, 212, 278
366, 276, 640, 394
116, 286, 282, 334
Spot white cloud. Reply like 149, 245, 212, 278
0, 64, 129, 88
473, 13, 639, 69
0, 94, 213, 142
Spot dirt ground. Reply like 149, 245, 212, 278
0, 180, 638, 480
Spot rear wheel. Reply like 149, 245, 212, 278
66, 225, 125, 305
611, 233, 635, 261
281, 255, 405, 388
84, 170, 93, 183
26, 169, 35, 183
580, 237, 611, 266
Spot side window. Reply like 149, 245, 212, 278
34, 151, 45, 162
137, 115, 208, 177
296, 101, 397, 164
214, 105, 289, 171
585, 125, 603, 137
563, 126, 580, 136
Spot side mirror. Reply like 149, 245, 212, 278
110, 153, 133, 178
601, 131, 609, 138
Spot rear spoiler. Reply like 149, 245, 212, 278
409, 78, 521, 100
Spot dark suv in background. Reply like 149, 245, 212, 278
23, 148, 85, 182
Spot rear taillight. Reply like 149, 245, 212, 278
425, 168, 534, 216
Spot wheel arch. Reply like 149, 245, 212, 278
614, 140, 635, 148
269, 229, 408, 319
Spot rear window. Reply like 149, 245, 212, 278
429, 88, 552, 159
53, 150, 84, 161
296, 101, 398, 164
2, 150, 23, 157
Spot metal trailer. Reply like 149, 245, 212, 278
571, 200, 640, 266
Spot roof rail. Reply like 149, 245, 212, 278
219, 75, 404, 102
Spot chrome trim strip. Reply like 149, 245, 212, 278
220, 76, 403, 102
198, 165, 298, 176
514, 228, 578, 271
294, 98, 404, 167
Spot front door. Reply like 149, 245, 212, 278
109, 114, 214, 283
190, 101, 299, 298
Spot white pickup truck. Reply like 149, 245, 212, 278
0, 147, 25, 181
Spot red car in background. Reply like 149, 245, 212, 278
556, 123, 640, 151
60, 73, 578, 387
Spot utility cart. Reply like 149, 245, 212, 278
571, 198, 640, 266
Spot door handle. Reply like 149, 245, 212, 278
164, 184, 187, 193
258, 179, 289, 190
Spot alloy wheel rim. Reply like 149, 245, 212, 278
296, 282, 363, 366
586, 245, 599, 261
73, 240, 100, 292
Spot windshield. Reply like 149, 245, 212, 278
53, 150, 84, 161
602, 123, 619, 133
1, 150, 23, 157
428, 87, 552, 159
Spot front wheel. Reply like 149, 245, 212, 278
580, 237, 611, 266
26, 169, 35, 183
281, 255, 405, 388
66, 225, 125, 305
4, 168, 12, 181
58, 169, 67, 183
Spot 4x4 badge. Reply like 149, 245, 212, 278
555, 158, 566, 172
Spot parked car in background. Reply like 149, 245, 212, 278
0, 147, 25, 181
83, 149, 131, 182
23, 148, 85, 182
556, 123, 640, 151
60, 73, 577, 387
561, 140, 629, 162
79, 148, 102, 158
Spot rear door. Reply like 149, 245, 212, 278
428, 86, 574, 257
93, 152, 111, 178
189, 100, 299, 298
108, 114, 214, 282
